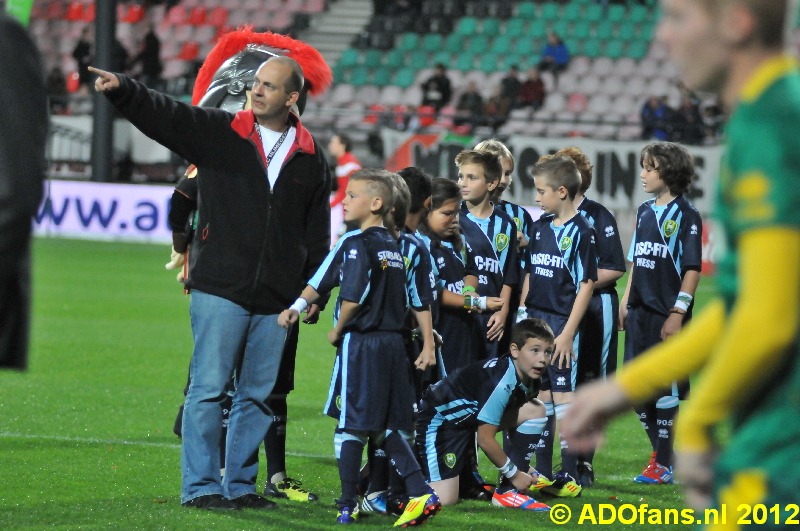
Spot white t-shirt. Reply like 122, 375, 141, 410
258, 124, 296, 189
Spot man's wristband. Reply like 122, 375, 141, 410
290, 297, 308, 314
496, 457, 518, 479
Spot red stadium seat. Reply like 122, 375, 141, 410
207, 7, 228, 27
45, 2, 64, 20
417, 105, 437, 128
122, 4, 145, 23
82, 3, 95, 22
65, 2, 84, 21
66, 71, 81, 93
165, 5, 187, 25
187, 7, 207, 25
363, 104, 385, 125
177, 41, 200, 61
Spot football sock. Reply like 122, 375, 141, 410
337, 431, 367, 505
535, 401, 555, 479
655, 396, 679, 468
555, 403, 577, 478
367, 439, 390, 493
635, 401, 658, 451
385, 430, 428, 497
264, 395, 287, 483
508, 417, 546, 473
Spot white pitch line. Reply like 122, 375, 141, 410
0, 431, 331, 459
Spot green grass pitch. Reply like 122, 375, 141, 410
0, 238, 719, 530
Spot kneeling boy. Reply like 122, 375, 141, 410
416, 318, 553, 510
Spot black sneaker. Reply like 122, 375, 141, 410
577, 461, 595, 488
386, 496, 407, 517
182, 494, 238, 511
233, 493, 278, 510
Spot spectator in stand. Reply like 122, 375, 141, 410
519, 68, 546, 111
131, 24, 163, 91
670, 94, 706, 145
111, 38, 130, 74
641, 96, 672, 140
45, 66, 68, 114
72, 27, 93, 88
500, 65, 522, 109
329, 132, 362, 239
454, 80, 485, 132
421, 63, 452, 112
484, 86, 510, 133
702, 100, 725, 143
538, 32, 570, 85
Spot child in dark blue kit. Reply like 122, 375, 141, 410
279, 169, 440, 527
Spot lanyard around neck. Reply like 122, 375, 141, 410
256, 124, 290, 172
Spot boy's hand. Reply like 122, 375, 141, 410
328, 329, 342, 347
414, 345, 436, 371
484, 297, 504, 312
486, 311, 506, 341
88, 66, 120, 92
302, 304, 321, 324
510, 469, 535, 492
278, 309, 299, 328
517, 230, 529, 249
552, 332, 575, 369
618, 304, 628, 331
660, 312, 684, 340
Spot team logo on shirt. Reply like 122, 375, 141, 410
604, 225, 615, 237
690, 224, 698, 235
445, 453, 457, 468
513, 217, 522, 230
404, 256, 411, 270
495, 233, 510, 252
663, 219, 678, 238
560, 236, 572, 251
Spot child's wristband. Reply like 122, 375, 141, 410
497, 457, 518, 479
673, 291, 693, 312
290, 298, 308, 314
462, 285, 477, 295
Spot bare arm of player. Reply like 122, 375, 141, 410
328, 300, 361, 346
477, 423, 535, 492
562, 299, 725, 453
552, 279, 594, 370
278, 285, 322, 328
486, 284, 511, 341
619, 264, 633, 330
661, 269, 701, 340
411, 307, 436, 370
594, 268, 624, 291
675, 228, 800, 509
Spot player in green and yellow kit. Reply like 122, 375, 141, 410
563, 1, 800, 527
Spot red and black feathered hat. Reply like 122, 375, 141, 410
191, 26, 332, 115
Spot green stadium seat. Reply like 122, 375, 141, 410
397, 33, 419, 51
337, 48, 359, 68
454, 53, 475, 71
584, 3, 603, 22
516, 2, 536, 19
478, 54, 498, 73
604, 40, 625, 59
406, 49, 428, 68
372, 66, 392, 87
393, 67, 416, 88
628, 40, 648, 60
639, 24, 655, 41
513, 38, 537, 56
595, 20, 614, 41
573, 21, 591, 40
455, 16, 478, 35
482, 18, 500, 35
617, 24, 636, 42
502, 54, 523, 70
582, 39, 602, 58
349, 66, 369, 86
431, 51, 451, 66
362, 49, 383, 68
467, 35, 490, 54
384, 49, 405, 68
540, 2, 560, 21
529, 18, 548, 38
563, 3, 581, 20
490, 35, 513, 54
445, 33, 464, 53
332, 64, 350, 84
504, 18, 526, 38
421, 34, 443, 53
630, 5, 649, 24
551, 19, 568, 37
608, 4, 626, 23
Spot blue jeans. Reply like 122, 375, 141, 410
181, 291, 288, 503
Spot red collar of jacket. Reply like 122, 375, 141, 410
230, 109, 315, 166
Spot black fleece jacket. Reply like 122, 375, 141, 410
105, 75, 331, 314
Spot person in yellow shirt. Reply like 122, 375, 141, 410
563, 0, 800, 524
